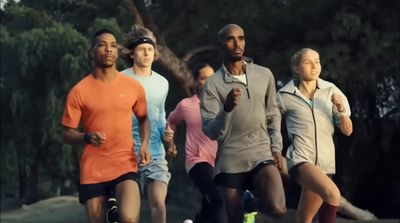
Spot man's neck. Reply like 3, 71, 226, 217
133, 65, 152, 77
93, 67, 117, 82
224, 60, 245, 76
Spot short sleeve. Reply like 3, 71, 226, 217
61, 88, 82, 128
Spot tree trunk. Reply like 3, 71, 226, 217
18, 161, 27, 198
125, 0, 195, 96
157, 45, 194, 96
25, 159, 39, 204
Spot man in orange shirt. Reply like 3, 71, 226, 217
61, 29, 151, 223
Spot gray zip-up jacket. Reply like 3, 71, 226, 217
200, 58, 282, 175
277, 78, 351, 174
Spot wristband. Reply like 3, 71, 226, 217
83, 133, 91, 144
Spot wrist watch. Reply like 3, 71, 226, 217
83, 133, 91, 144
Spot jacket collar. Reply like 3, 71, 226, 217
220, 56, 254, 83
279, 78, 331, 94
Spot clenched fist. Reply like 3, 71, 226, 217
224, 88, 241, 112
331, 93, 346, 112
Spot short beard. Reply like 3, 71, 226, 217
99, 62, 115, 68
226, 55, 243, 62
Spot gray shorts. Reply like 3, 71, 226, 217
138, 158, 171, 197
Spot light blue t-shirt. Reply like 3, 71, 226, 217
122, 68, 169, 159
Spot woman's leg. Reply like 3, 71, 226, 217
296, 188, 323, 223
189, 162, 226, 223
295, 163, 340, 223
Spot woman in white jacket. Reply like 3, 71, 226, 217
277, 48, 353, 223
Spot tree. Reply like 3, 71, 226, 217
1, 5, 89, 202
1, 0, 399, 217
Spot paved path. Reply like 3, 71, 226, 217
1, 196, 399, 223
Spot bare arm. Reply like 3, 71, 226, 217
338, 115, 353, 136
62, 127, 85, 145
62, 127, 106, 147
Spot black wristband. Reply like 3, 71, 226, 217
83, 133, 91, 144
224, 104, 231, 112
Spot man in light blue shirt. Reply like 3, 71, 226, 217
121, 25, 174, 223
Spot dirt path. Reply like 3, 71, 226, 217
1, 196, 399, 223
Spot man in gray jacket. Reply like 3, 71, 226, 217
200, 24, 286, 223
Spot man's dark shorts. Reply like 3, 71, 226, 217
214, 160, 275, 190
79, 172, 138, 204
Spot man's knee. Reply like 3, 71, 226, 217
150, 199, 166, 211
271, 203, 286, 217
259, 198, 286, 217
119, 213, 139, 223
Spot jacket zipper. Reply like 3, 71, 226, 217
295, 93, 318, 165
245, 73, 250, 99
230, 74, 250, 99
310, 102, 318, 165
281, 91, 318, 165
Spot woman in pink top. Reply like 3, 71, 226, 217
167, 64, 226, 223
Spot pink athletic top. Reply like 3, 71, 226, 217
167, 95, 217, 173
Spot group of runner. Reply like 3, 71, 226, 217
61, 23, 352, 223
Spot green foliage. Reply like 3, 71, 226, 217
1, 7, 89, 199
86, 18, 123, 43
0, 141, 19, 194
0, 4, 54, 32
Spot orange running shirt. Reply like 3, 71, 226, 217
61, 73, 147, 184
